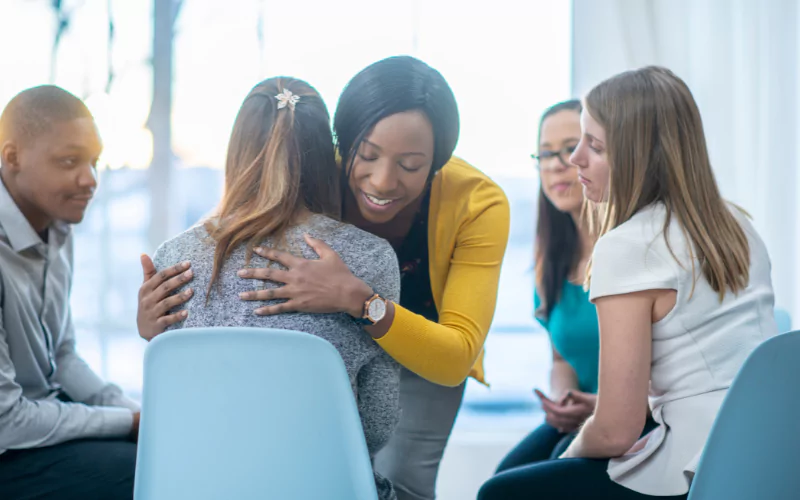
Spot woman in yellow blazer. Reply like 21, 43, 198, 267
242, 57, 509, 500
137, 56, 509, 500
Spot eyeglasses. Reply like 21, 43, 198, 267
531, 145, 577, 172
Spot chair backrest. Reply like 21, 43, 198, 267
134, 327, 378, 500
775, 307, 792, 333
688, 330, 800, 500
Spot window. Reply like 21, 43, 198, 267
0, 1, 572, 421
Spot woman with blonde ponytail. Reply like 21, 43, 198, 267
143, 77, 402, 500
480, 66, 778, 499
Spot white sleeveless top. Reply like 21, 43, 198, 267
589, 203, 777, 496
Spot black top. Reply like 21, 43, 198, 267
396, 187, 439, 323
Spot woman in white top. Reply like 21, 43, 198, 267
479, 66, 778, 499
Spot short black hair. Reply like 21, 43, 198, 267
333, 56, 460, 179
0, 85, 93, 145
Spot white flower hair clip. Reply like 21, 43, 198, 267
275, 89, 299, 110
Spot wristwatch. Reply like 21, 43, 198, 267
356, 293, 388, 325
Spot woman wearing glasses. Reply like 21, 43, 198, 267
497, 101, 657, 475
494, 100, 601, 473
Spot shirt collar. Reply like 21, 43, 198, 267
0, 174, 70, 253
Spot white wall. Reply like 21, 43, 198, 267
571, 0, 800, 328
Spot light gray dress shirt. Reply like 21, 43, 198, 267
0, 175, 138, 454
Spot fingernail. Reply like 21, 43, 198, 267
238, 269, 250, 277
181, 311, 188, 318
184, 289, 193, 297
184, 270, 193, 278
254, 308, 265, 316
239, 292, 249, 299
182, 261, 190, 269
254, 247, 262, 254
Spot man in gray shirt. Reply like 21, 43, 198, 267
0, 86, 139, 499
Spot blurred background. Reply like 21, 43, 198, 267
1, 1, 798, 498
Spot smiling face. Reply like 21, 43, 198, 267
1, 117, 101, 231
537, 109, 584, 216
570, 109, 610, 203
346, 110, 435, 224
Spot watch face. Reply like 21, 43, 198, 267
368, 297, 387, 321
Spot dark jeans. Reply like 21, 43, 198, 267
497, 417, 660, 473
479, 457, 689, 500
486, 417, 673, 500
0, 439, 137, 500
496, 423, 576, 473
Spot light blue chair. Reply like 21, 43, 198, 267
775, 307, 792, 333
688, 330, 800, 500
134, 327, 378, 500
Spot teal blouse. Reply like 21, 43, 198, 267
534, 281, 600, 394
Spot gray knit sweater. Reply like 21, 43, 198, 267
152, 214, 401, 500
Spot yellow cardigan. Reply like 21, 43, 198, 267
375, 157, 510, 387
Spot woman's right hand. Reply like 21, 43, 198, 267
137, 254, 194, 341
538, 390, 597, 434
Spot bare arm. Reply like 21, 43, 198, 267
550, 345, 580, 401
561, 290, 655, 458
534, 291, 579, 400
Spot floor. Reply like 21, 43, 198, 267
437, 414, 542, 499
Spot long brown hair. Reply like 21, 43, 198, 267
534, 99, 583, 321
585, 66, 749, 300
206, 77, 340, 296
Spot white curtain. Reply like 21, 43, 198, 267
571, 0, 800, 328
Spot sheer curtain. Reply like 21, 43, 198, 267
571, 0, 800, 327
